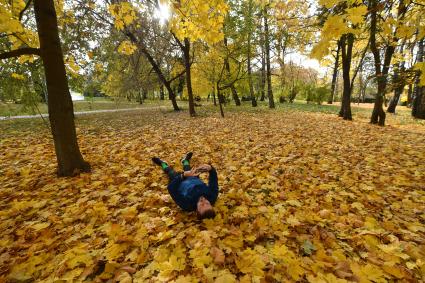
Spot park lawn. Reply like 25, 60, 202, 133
0, 105, 424, 282
0, 98, 146, 117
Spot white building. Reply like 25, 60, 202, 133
70, 90, 84, 101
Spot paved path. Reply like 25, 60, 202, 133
0, 106, 162, 121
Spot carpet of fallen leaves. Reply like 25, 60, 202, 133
0, 109, 424, 283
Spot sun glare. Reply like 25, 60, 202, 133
154, 3, 171, 25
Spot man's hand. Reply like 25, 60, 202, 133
183, 168, 201, 177
196, 164, 212, 173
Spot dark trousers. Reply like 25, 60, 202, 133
164, 161, 191, 181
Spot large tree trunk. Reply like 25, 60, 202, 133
412, 86, 425, 119
183, 38, 195, 116
369, 0, 386, 125
412, 38, 425, 119
264, 6, 275, 109
328, 40, 341, 104
339, 34, 354, 120
34, 0, 90, 176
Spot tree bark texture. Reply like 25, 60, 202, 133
339, 34, 354, 120
34, 0, 90, 176
328, 40, 341, 104
183, 38, 196, 116
264, 6, 275, 108
412, 38, 425, 119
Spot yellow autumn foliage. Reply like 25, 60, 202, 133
169, 0, 228, 44
118, 40, 137, 55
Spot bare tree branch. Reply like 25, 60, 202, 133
0, 47, 41, 60
19, 0, 33, 21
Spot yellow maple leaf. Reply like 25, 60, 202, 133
287, 257, 305, 281
235, 248, 265, 277
319, 0, 341, 9
31, 222, 50, 231
117, 40, 137, 55
189, 247, 212, 268
287, 215, 301, 226
271, 244, 289, 260
307, 272, 349, 283
214, 270, 237, 283
11, 73, 25, 80
105, 242, 129, 260
346, 5, 368, 25
351, 263, 387, 283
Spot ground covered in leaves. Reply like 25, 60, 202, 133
1, 107, 424, 282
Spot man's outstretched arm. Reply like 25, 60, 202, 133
207, 166, 219, 203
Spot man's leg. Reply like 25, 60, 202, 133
152, 157, 179, 181
181, 152, 193, 171
163, 164, 179, 181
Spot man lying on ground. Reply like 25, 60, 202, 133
152, 152, 218, 219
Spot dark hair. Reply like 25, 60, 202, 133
198, 209, 216, 220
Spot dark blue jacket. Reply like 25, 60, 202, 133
167, 168, 219, 211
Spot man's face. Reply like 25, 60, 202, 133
197, 196, 213, 215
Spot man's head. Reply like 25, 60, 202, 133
197, 196, 216, 219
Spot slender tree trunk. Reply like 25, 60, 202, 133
358, 67, 363, 103
370, 0, 405, 125
138, 90, 143, 104
407, 84, 413, 107
124, 32, 180, 111
260, 18, 266, 102
168, 87, 179, 111
230, 87, 241, 106
159, 84, 165, 100
162, 82, 179, 111
183, 38, 195, 116
223, 37, 241, 106
260, 52, 266, 101
329, 40, 341, 104
387, 85, 403, 113
212, 86, 217, 106
264, 6, 275, 108
247, 40, 257, 107
407, 42, 416, 107
339, 34, 354, 120
217, 83, 225, 118
247, 0, 257, 107
387, 45, 405, 113
412, 38, 425, 119
34, 0, 90, 176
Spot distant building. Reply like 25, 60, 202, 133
70, 90, 84, 101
